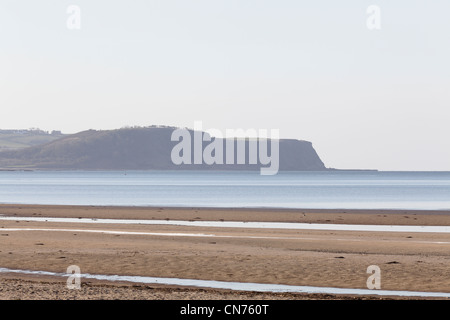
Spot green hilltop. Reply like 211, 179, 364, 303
0, 129, 65, 152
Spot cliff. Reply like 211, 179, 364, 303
0, 127, 326, 171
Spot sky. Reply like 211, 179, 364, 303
1, 0, 449, 171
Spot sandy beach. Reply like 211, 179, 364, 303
0, 204, 449, 300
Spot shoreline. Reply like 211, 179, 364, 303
2, 267, 449, 300
1, 204, 449, 226
1, 204, 449, 300
2, 203, 450, 214
0, 274, 409, 300
4, 203, 450, 213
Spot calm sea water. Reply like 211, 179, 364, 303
0, 170, 449, 210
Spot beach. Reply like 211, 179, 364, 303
0, 204, 449, 300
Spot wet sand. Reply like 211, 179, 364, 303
0, 205, 449, 300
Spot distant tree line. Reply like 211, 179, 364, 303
0, 129, 62, 135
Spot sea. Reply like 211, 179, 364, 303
0, 170, 449, 210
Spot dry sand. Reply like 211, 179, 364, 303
0, 205, 449, 300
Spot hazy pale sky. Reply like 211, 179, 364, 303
1, 0, 449, 171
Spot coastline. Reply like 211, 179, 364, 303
2, 204, 450, 225
1, 204, 449, 300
